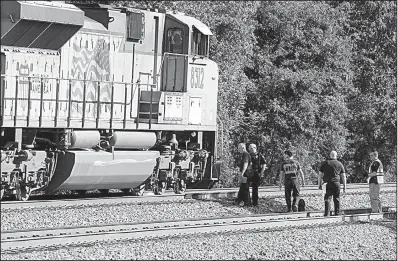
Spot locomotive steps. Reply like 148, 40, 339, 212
1, 207, 396, 253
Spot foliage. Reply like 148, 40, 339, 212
342, 1, 397, 183
237, 1, 353, 184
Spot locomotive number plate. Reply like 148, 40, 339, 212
190, 66, 204, 89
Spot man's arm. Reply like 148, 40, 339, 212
259, 154, 267, 176
260, 163, 267, 176
318, 172, 324, 189
299, 169, 305, 186
341, 172, 346, 192
241, 161, 248, 177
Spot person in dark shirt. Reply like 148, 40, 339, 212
364, 151, 384, 213
318, 151, 347, 216
279, 150, 305, 212
248, 144, 267, 207
236, 143, 251, 206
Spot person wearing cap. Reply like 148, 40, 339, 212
248, 144, 267, 206
279, 150, 305, 212
236, 143, 251, 206
364, 151, 384, 213
318, 151, 346, 216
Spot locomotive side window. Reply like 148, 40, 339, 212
167, 28, 184, 54
191, 28, 208, 56
126, 11, 145, 42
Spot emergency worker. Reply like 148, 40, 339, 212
248, 144, 267, 207
364, 151, 384, 213
236, 143, 251, 206
279, 150, 305, 212
318, 151, 346, 216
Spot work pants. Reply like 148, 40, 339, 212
324, 181, 341, 216
237, 181, 251, 206
250, 171, 261, 206
369, 183, 382, 213
284, 178, 300, 212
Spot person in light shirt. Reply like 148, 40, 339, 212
364, 151, 384, 213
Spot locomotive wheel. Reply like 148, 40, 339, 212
75, 190, 87, 197
173, 181, 178, 194
179, 179, 186, 193
99, 189, 110, 195
158, 181, 166, 195
0, 188, 4, 201
173, 179, 186, 194
152, 185, 159, 195
15, 184, 31, 201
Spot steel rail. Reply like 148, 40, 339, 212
1, 207, 395, 253
1, 183, 396, 210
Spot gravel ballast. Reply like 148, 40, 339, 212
1, 220, 396, 260
1, 191, 396, 231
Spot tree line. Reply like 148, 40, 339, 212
69, 1, 397, 186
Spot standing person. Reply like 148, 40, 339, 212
248, 144, 267, 207
279, 150, 305, 212
364, 151, 384, 213
236, 143, 251, 206
318, 151, 347, 216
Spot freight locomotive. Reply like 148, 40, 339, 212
0, 1, 222, 201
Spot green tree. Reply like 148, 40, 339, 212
343, 1, 397, 182
240, 1, 353, 184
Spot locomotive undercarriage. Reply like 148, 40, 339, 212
151, 148, 209, 195
0, 128, 215, 201
1, 145, 52, 201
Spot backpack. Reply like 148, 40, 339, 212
298, 199, 306, 212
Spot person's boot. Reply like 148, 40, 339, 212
292, 205, 298, 212
324, 201, 331, 216
334, 204, 340, 216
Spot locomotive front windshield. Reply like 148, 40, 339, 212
167, 28, 184, 54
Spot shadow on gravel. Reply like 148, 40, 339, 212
194, 196, 318, 215
373, 219, 397, 233
1, 190, 131, 201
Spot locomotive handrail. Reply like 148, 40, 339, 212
0, 74, 156, 87
0, 74, 157, 129
163, 52, 190, 58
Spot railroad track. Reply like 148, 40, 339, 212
1, 207, 396, 253
1, 183, 395, 210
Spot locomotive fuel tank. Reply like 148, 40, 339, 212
109, 131, 157, 149
70, 131, 101, 149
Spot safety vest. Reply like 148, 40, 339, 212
368, 159, 384, 184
